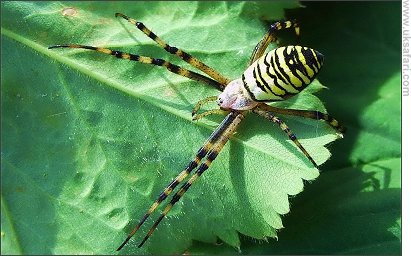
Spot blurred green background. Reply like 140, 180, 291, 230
1, 1, 400, 255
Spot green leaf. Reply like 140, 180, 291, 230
2, 1, 344, 255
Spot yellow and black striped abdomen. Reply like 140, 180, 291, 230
242, 46, 324, 102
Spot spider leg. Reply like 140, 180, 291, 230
253, 108, 318, 168
137, 111, 244, 248
48, 44, 224, 91
115, 12, 231, 86
256, 104, 346, 133
116, 111, 243, 251
192, 109, 227, 121
249, 20, 299, 65
191, 96, 228, 121
192, 96, 218, 116
191, 95, 225, 121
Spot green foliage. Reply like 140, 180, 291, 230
1, 1, 400, 255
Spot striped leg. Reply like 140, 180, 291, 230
253, 109, 318, 168
115, 12, 231, 87
116, 111, 242, 251
137, 111, 244, 248
48, 44, 224, 91
249, 20, 300, 64
256, 104, 346, 133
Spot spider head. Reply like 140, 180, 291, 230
217, 79, 258, 110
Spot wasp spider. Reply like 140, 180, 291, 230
49, 12, 345, 250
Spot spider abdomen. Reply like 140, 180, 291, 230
242, 46, 324, 102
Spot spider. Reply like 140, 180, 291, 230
49, 12, 345, 251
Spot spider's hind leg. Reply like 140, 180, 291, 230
253, 108, 319, 168
249, 20, 299, 64
256, 104, 346, 134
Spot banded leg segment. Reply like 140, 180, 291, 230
256, 104, 346, 133
48, 44, 223, 91
116, 111, 242, 251
115, 12, 230, 87
137, 111, 244, 248
249, 20, 300, 65
253, 109, 318, 168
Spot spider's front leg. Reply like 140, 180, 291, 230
136, 111, 244, 248
117, 111, 243, 250
48, 44, 224, 91
115, 12, 231, 87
